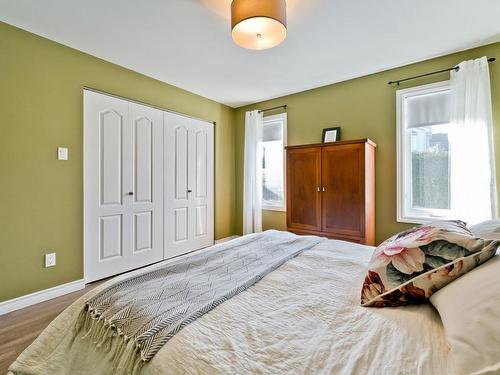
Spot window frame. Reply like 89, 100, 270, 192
261, 112, 287, 212
396, 80, 453, 224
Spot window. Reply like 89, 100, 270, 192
397, 81, 453, 223
261, 113, 287, 211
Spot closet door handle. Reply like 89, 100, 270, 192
187, 189, 193, 193
316, 187, 320, 192
322, 187, 326, 192
128, 192, 134, 196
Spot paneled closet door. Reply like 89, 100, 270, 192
84, 91, 164, 282
164, 112, 214, 258
128, 102, 164, 266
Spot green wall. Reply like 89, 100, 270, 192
234, 42, 500, 244
2, 18, 500, 303
0, 22, 236, 302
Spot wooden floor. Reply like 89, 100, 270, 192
0, 282, 103, 374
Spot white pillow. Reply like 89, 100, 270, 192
469, 220, 500, 240
430, 252, 500, 375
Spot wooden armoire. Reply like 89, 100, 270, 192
286, 139, 376, 245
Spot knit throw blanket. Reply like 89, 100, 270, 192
75, 231, 322, 374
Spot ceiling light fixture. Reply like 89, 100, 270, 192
231, 0, 287, 50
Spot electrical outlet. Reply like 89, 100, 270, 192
45, 252, 56, 267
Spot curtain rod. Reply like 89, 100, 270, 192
388, 57, 496, 86
258, 104, 287, 113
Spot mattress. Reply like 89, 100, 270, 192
8, 234, 448, 375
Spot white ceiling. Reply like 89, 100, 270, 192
1, 0, 500, 107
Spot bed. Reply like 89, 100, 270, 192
8, 231, 448, 375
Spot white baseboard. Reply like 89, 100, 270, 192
0, 279, 85, 316
215, 235, 239, 244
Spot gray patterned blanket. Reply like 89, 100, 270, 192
75, 230, 322, 374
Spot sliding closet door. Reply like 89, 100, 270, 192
164, 112, 214, 258
84, 91, 164, 282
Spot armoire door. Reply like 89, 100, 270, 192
164, 112, 214, 258
286, 147, 322, 231
321, 143, 365, 238
84, 90, 164, 282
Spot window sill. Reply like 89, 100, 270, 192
262, 207, 286, 212
397, 215, 449, 225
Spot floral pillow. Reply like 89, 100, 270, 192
361, 220, 499, 307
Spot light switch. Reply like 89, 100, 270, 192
58, 147, 68, 161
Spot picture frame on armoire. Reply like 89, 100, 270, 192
322, 127, 341, 142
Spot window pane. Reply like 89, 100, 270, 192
262, 120, 284, 207
409, 123, 450, 210
262, 121, 282, 142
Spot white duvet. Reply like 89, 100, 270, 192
9, 232, 448, 375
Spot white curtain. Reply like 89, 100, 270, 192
243, 110, 264, 234
449, 56, 498, 224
